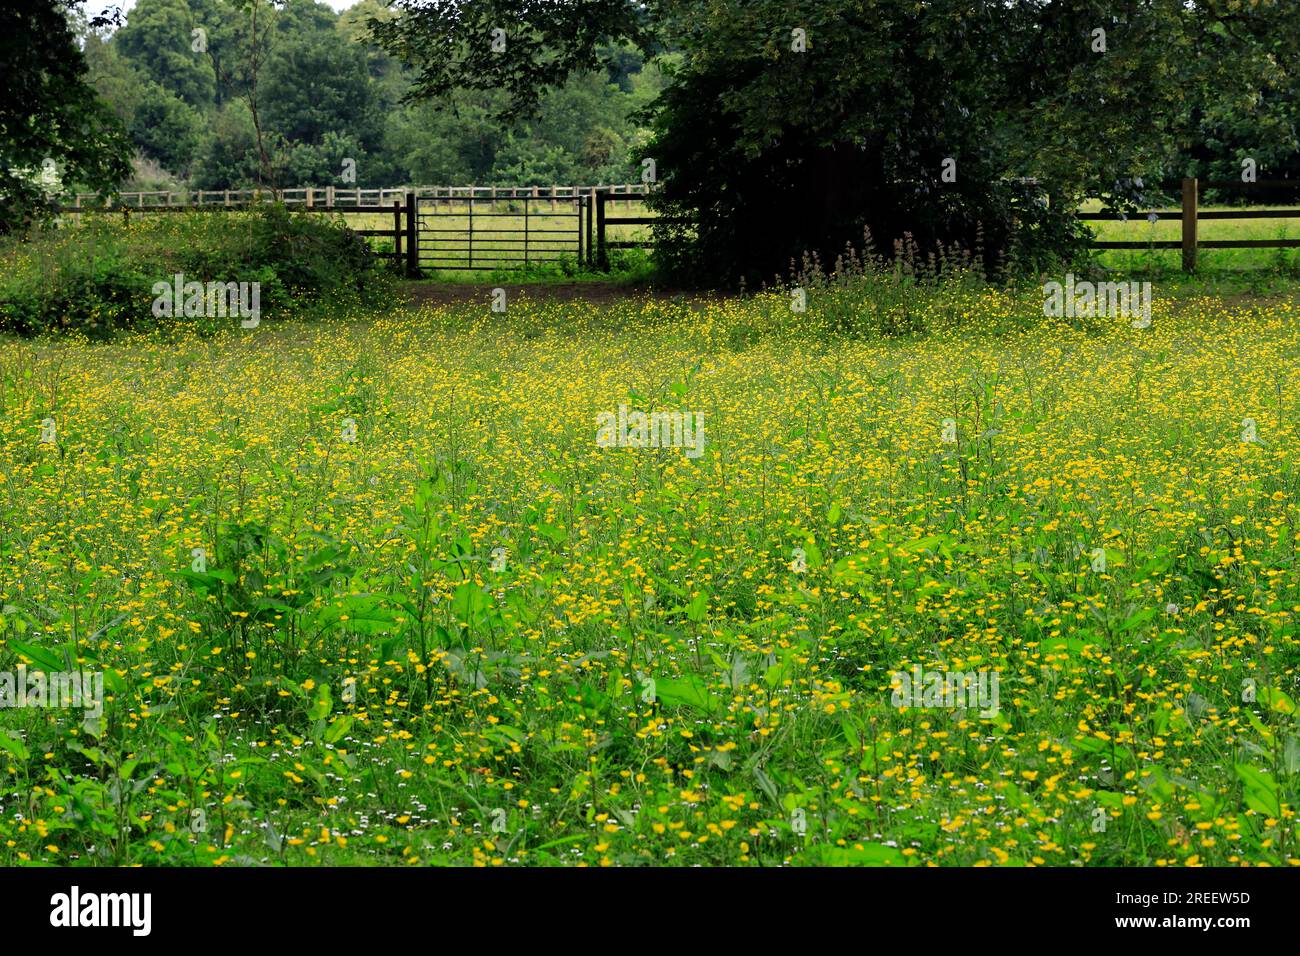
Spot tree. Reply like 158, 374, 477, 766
62, 0, 665, 195
130, 81, 205, 177
115, 0, 217, 109
644, 2, 1011, 281
84, 30, 150, 124
187, 0, 256, 107
262, 26, 379, 150
384, 92, 504, 184
0, 0, 132, 232
205, 0, 280, 187
370, 0, 1300, 285
277, 130, 367, 187
339, 0, 403, 87
368, 0, 652, 121
490, 72, 635, 183
191, 100, 262, 189
273, 0, 334, 36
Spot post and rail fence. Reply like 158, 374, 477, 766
58, 179, 1300, 275
67, 183, 650, 211
1083, 177, 1300, 272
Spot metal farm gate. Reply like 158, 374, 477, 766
416, 193, 590, 271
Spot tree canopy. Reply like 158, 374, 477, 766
0, 0, 132, 233
371, 0, 1300, 283
77, 0, 661, 191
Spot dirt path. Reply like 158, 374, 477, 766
400, 281, 722, 307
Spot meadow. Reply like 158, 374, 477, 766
0, 279, 1297, 867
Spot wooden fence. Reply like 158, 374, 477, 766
1082, 177, 1300, 272
70, 183, 648, 212
340, 200, 408, 268
593, 188, 686, 270
79, 198, 411, 269
600, 178, 1300, 273
64, 178, 1299, 275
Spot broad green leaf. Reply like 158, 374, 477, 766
308, 685, 333, 721
653, 674, 722, 714
5, 639, 65, 672
1235, 763, 1281, 817
1259, 687, 1297, 716
323, 715, 353, 744
0, 730, 30, 761
452, 583, 490, 625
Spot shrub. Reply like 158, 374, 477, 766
0, 205, 394, 337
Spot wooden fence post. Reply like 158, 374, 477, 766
1182, 177, 1198, 273
586, 192, 594, 268
393, 199, 402, 264
405, 190, 418, 278
596, 190, 608, 272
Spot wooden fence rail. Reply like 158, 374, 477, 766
1080, 177, 1300, 272
70, 183, 649, 211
